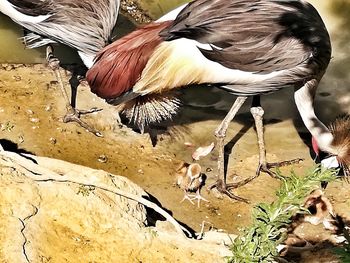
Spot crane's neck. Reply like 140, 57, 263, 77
294, 78, 334, 153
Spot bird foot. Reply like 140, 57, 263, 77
191, 192, 209, 207
207, 178, 252, 203
180, 193, 196, 205
63, 107, 103, 137
257, 158, 304, 178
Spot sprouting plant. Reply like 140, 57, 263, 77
77, 185, 95, 196
1, 121, 15, 132
227, 167, 338, 263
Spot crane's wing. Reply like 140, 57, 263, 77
160, 0, 329, 74
3, 0, 120, 55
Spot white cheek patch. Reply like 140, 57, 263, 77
321, 156, 339, 169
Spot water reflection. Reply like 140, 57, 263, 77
138, 0, 189, 19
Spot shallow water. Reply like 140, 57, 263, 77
138, 0, 188, 18
0, 0, 349, 243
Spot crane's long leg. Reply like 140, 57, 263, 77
250, 96, 303, 177
46, 46, 103, 137
208, 96, 255, 202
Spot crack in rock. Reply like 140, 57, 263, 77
17, 205, 39, 263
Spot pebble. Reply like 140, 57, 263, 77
98, 155, 108, 163
4, 64, 15, 71
206, 167, 213, 173
12, 75, 21, 81
26, 109, 34, 115
45, 105, 52, 112
30, 117, 40, 123
18, 135, 24, 144
49, 137, 57, 145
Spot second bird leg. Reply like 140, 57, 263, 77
250, 97, 303, 177
192, 189, 209, 207
46, 46, 103, 137
208, 96, 256, 202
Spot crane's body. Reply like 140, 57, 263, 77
86, 0, 348, 199
87, 0, 332, 149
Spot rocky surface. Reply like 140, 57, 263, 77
0, 152, 233, 263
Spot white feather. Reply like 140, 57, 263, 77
321, 156, 339, 169
0, 1, 51, 24
78, 51, 95, 69
135, 38, 287, 95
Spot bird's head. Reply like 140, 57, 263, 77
312, 115, 350, 177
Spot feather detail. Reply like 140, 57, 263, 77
329, 115, 350, 176
86, 21, 172, 100
119, 93, 182, 133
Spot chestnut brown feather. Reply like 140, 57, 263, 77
329, 115, 350, 176
86, 21, 172, 100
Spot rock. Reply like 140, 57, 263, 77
0, 154, 229, 262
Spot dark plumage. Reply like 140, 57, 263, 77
160, 0, 331, 95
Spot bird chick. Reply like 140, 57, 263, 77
302, 189, 336, 230
175, 162, 208, 207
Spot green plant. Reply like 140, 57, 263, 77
333, 245, 350, 263
227, 167, 338, 263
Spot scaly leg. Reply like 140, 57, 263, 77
208, 96, 254, 202
46, 46, 103, 137
250, 96, 303, 177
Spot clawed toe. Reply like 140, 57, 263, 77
180, 193, 196, 205
180, 192, 209, 207
75, 107, 102, 116
63, 108, 103, 137
208, 179, 250, 203
257, 158, 304, 178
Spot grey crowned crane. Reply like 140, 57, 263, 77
85, 0, 349, 201
0, 0, 120, 136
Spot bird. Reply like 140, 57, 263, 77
313, 115, 350, 178
175, 162, 208, 207
0, 0, 120, 136
86, 0, 347, 201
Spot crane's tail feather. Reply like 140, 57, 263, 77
119, 92, 182, 133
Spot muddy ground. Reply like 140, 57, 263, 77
0, 63, 349, 238
0, 0, 349, 261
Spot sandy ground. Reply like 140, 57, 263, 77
0, 62, 349, 237
0, 0, 349, 262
